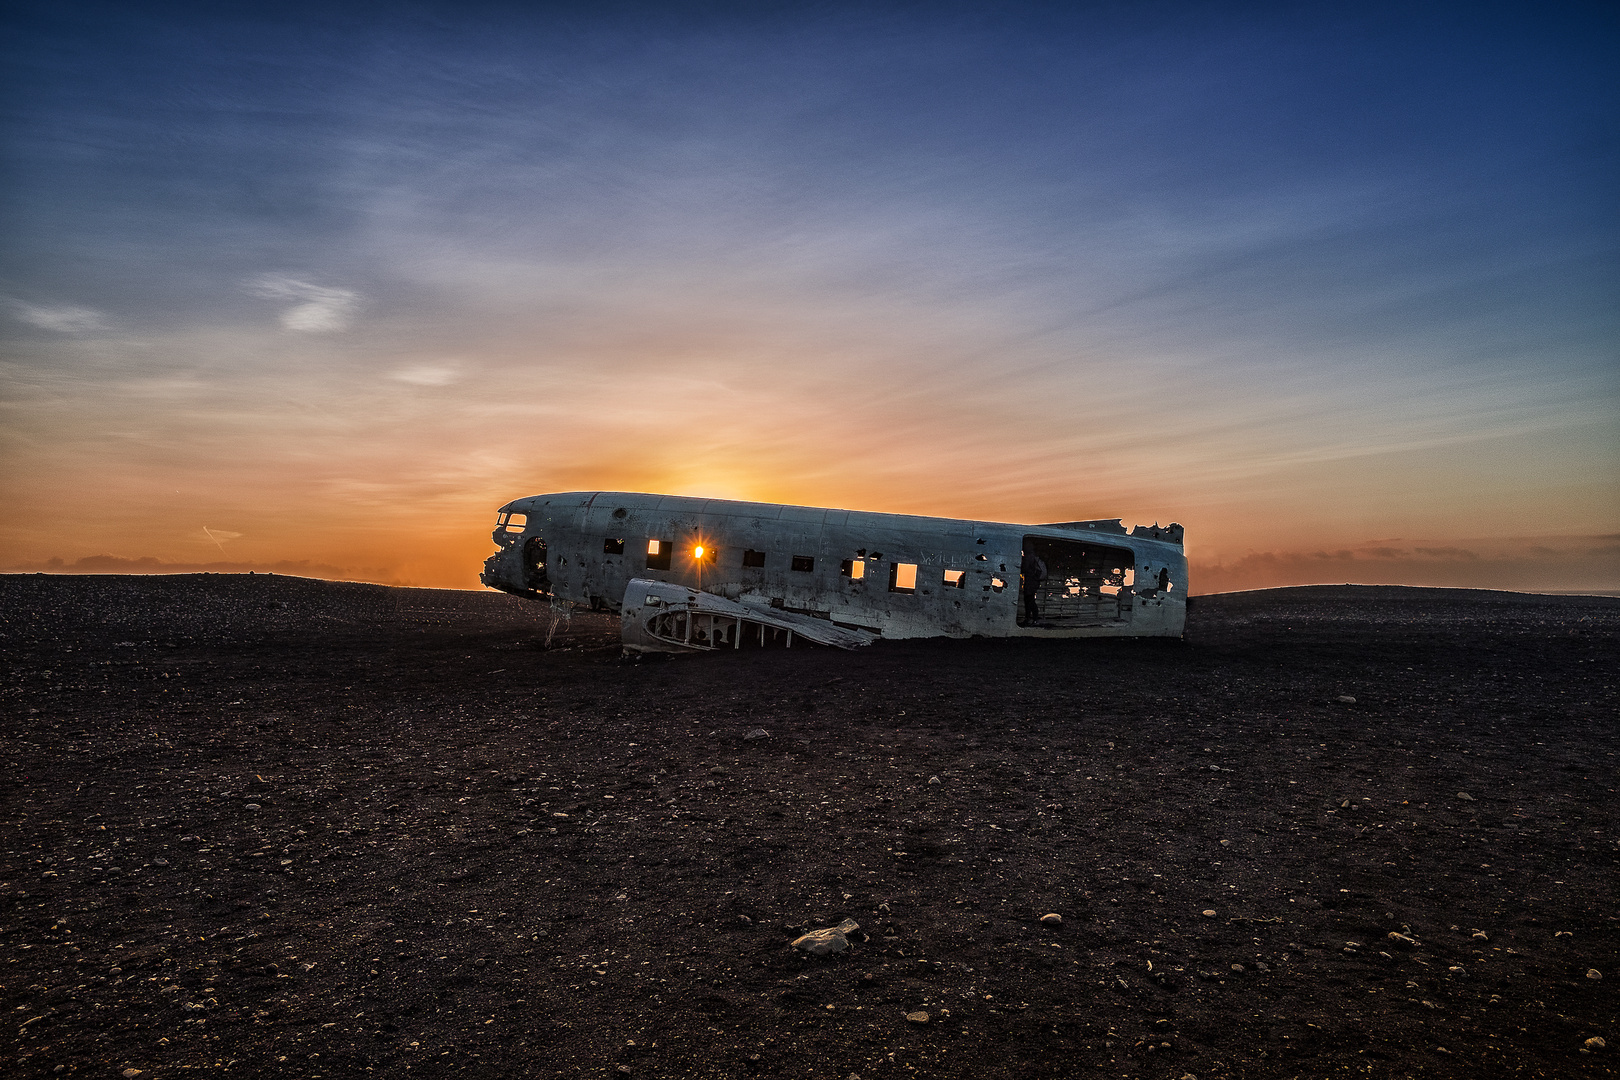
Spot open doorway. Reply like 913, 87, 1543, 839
1018, 536, 1134, 627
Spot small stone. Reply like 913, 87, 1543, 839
552, 812, 569, 818
243, 803, 261, 811
906, 1011, 929, 1024
927, 776, 941, 785
1472, 931, 1489, 941
1040, 913, 1062, 926
122, 1071, 143, 1079
743, 728, 771, 740
1201, 909, 1217, 918
1456, 792, 1476, 801
1336, 695, 1356, 704
792, 919, 860, 956
1388, 932, 1418, 947
1230, 963, 1244, 973
1587, 968, 1603, 980
1586, 1036, 1606, 1051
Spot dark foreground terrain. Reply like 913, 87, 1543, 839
1, 575, 1616, 1080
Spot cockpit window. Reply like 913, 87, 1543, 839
497, 512, 527, 534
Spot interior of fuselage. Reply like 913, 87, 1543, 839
522, 536, 549, 592
1017, 535, 1134, 627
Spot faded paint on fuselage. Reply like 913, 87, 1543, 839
481, 491, 1187, 642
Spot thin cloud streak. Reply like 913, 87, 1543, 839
6, 298, 107, 333
247, 276, 358, 333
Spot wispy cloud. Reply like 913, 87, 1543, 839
247, 275, 358, 332
7, 299, 107, 333
391, 363, 461, 386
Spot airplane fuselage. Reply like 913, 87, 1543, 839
481, 491, 1186, 642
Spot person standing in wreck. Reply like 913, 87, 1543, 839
1020, 547, 1047, 624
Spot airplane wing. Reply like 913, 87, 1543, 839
620, 578, 876, 654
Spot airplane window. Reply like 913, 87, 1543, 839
646, 539, 672, 571
743, 549, 767, 568
603, 538, 625, 554
791, 555, 814, 572
840, 558, 866, 580
943, 569, 966, 588
889, 563, 917, 593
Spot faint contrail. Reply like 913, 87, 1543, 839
202, 526, 229, 555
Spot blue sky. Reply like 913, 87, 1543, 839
2, 2, 1616, 589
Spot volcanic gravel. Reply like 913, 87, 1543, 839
2, 574, 1617, 1079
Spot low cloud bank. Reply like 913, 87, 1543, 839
1192, 535, 1620, 595
5, 555, 405, 586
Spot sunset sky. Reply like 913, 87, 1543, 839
3, 2, 1616, 593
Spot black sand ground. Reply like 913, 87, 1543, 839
2, 575, 1616, 1079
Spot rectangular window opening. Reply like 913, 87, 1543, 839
603, 538, 625, 554
840, 558, 866, 580
646, 538, 672, 571
943, 568, 966, 589
742, 549, 767, 568
790, 555, 815, 573
498, 512, 527, 534
889, 562, 918, 593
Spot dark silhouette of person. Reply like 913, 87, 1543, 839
1020, 548, 1047, 623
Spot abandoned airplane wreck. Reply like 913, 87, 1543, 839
480, 492, 1187, 654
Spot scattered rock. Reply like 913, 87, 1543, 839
1336, 695, 1356, 704
1201, 909, 1217, 918
1039, 913, 1062, 926
1585, 1036, 1606, 1051
906, 1011, 929, 1024
243, 803, 261, 811
1456, 792, 1476, 802
743, 728, 770, 740
1388, 932, 1418, 948
792, 919, 860, 956
122, 1071, 143, 1079
927, 776, 941, 785
1230, 964, 1244, 973
1471, 931, 1489, 941
1587, 968, 1603, 980
552, 812, 569, 818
